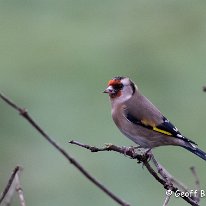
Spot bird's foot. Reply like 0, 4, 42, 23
143, 148, 153, 162
136, 148, 153, 166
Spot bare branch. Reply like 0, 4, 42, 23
0, 166, 20, 204
69, 141, 199, 206
190, 167, 201, 203
15, 173, 26, 206
150, 155, 189, 192
150, 154, 172, 184
0, 166, 26, 206
162, 194, 171, 206
0, 92, 129, 206
69, 140, 143, 159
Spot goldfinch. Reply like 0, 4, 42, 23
104, 76, 206, 161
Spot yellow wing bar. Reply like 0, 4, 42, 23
153, 127, 172, 136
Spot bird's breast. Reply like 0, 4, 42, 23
111, 104, 137, 140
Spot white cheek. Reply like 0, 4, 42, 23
112, 90, 132, 105
121, 91, 132, 101
121, 78, 130, 85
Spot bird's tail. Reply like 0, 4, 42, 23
182, 145, 206, 161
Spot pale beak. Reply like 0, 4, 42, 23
103, 86, 116, 94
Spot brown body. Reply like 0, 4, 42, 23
104, 76, 206, 161
112, 95, 183, 148
104, 76, 195, 149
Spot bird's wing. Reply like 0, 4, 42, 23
124, 94, 196, 145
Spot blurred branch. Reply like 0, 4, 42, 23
191, 167, 201, 203
203, 86, 206, 92
0, 166, 26, 206
0, 166, 20, 205
0, 93, 129, 206
162, 194, 170, 206
15, 171, 26, 206
69, 140, 200, 206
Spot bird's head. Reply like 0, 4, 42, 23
103, 76, 137, 103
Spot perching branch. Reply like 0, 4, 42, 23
0, 92, 129, 206
69, 140, 200, 206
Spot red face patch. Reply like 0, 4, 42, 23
108, 79, 121, 86
107, 79, 122, 98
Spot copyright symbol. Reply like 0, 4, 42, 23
166, 190, 172, 196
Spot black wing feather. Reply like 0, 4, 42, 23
157, 116, 197, 144
125, 109, 197, 145
125, 111, 153, 130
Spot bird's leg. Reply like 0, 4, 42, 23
137, 149, 153, 168
145, 148, 152, 154
145, 148, 152, 160
140, 148, 152, 165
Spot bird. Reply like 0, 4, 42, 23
103, 76, 206, 161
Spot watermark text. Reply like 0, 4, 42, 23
166, 189, 205, 198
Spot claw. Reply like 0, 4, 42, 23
143, 148, 153, 162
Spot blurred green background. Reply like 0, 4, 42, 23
0, 1, 206, 205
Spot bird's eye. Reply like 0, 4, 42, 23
113, 83, 123, 91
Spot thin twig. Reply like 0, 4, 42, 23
151, 154, 172, 183
69, 140, 144, 160
162, 194, 171, 206
15, 173, 26, 206
0, 92, 129, 206
0, 166, 20, 204
170, 176, 189, 193
151, 155, 189, 192
69, 140, 199, 206
190, 167, 200, 203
